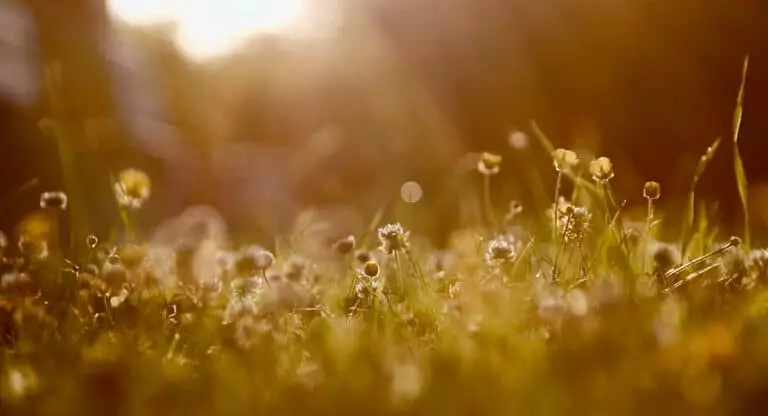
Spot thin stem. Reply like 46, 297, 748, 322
553, 171, 563, 241
483, 174, 496, 229
393, 251, 403, 294
643, 198, 654, 273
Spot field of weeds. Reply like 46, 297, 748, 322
3, 60, 768, 415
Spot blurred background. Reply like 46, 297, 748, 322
0, 0, 767, 247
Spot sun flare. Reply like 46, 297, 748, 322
107, 0, 308, 59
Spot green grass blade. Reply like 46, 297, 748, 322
681, 137, 721, 255
733, 56, 750, 249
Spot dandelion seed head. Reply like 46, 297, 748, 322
377, 223, 410, 254
589, 156, 614, 183
559, 206, 591, 244
39, 191, 67, 210
484, 235, 517, 266
114, 168, 152, 209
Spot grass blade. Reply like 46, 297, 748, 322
733, 56, 750, 250
681, 137, 721, 255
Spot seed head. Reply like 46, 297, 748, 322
39, 191, 67, 210
355, 249, 372, 264
378, 223, 410, 254
589, 157, 614, 182
332, 235, 356, 255
484, 236, 517, 266
643, 181, 661, 200
553, 148, 579, 172
477, 152, 503, 176
559, 206, 591, 244
235, 246, 275, 276
114, 168, 152, 209
362, 260, 380, 278
86, 235, 99, 249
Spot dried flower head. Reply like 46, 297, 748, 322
235, 246, 275, 276
559, 206, 591, 244
484, 236, 517, 266
114, 168, 152, 209
643, 181, 661, 200
355, 249, 372, 264
332, 235, 356, 255
39, 191, 67, 210
477, 152, 503, 176
553, 148, 579, 172
362, 260, 380, 278
378, 223, 410, 254
86, 235, 99, 249
589, 156, 614, 182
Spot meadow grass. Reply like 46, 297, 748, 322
2, 58, 766, 415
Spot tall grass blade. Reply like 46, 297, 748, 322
681, 137, 721, 255
733, 56, 750, 250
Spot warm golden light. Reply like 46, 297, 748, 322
107, 0, 309, 59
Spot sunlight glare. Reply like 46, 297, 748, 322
107, 0, 309, 60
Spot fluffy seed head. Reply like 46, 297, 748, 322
39, 191, 67, 210
643, 181, 661, 200
559, 206, 591, 244
589, 157, 614, 182
378, 223, 410, 254
477, 152, 503, 176
553, 148, 579, 172
484, 236, 517, 266
114, 168, 152, 209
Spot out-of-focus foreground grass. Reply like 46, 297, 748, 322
3, 61, 768, 416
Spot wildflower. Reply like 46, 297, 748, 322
39, 191, 67, 210
559, 206, 591, 244
86, 235, 99, 249
235, 245, 275, 276
355, 249, 372, 264
114, 168, 151, 209
332, 234, 356, 255
484, 236, 517, 266
477, 152, 503, 176
589, 156, 614, 182
378, 223, 410, 254
363, 260, 380, 278
355, 274, 382, 299
643, 181, 661, 200
553, 148, 579, 172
